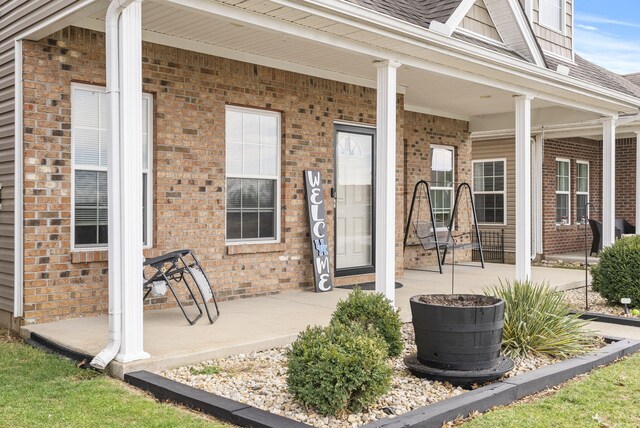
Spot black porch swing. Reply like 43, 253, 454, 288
403, 180, 485, 274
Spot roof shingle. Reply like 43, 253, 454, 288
345, 0, 464, 27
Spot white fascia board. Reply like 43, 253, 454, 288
443, 0, 477, 35
404, 104, 470, 122
617, 113, 640, 126
471, 120, 640, 140
268, 0, 639, 110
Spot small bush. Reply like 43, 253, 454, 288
331, 287, 403, 357
286, 323, 392, 416
484, 279, 596, 359
592, 236, 640, 307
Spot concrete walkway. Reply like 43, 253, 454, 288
21, 263, 634, 378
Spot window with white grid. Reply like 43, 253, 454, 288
71, 84, 153, 248
430, 146, 455, 227
225, 106, 281, 243
556, 159, 570, 224
473, 159, 506, 225
575, 161, 589, 224
539, 0, 564, 32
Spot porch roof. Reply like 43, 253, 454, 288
35, 0, 639, 125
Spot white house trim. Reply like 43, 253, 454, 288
13, 40, 24, 318
404, 104, 471, 122
602, 117, 617, 247
515, 95, 533, 281
443, 0, 478, 32
164, 0, 639, 112
532, 135, 544, 257
374, 60, 400, 306
483, 0, 546, 67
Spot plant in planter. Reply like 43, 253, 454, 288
405, 293, 513, 387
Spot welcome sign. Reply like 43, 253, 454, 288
304, 170, 333, 293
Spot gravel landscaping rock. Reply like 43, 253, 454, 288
162, 324, 558, 428
563, 286, 639, 318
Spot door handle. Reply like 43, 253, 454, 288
0, 183, 3, 210
330, 187, 336, 199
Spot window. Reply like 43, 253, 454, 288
473, 159, 506, 224
539, 0, 564, 32
71, 84, 153, 249
225, 106, 280, 243
556, 159, 570, 224
430, 146, 455, 226
575, 161, 589, 223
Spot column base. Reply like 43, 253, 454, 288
116, 351, 151, 363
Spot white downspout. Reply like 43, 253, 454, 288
91, 0, 138, 370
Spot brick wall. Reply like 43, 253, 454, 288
615, 138, 637, 223
542, 137, 638, 255
21, 27, 410, 324
542, 138, 602, 255
403, 111, 473, 269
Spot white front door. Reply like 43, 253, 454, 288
335, 125, 375, 275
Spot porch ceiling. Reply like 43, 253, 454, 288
50, 0, 620, 124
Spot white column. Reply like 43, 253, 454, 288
114, 1, 148, 363
515, 95, 533, 281
532, 135, 544, 256
602, 117, 617, 247
375, 60, 400, 305
636, 130, 640, 235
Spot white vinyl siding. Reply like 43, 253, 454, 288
71, 84, 153, 249
430, 146, 455, 227
575, 161, 589, 224
556, 159, 570, 224
225, 106, 281, 243
473, 159, 506, 225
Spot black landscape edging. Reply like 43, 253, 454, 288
28, 332, 95, 365
124, 371, 312, 428
124, 338, 640, 428
362, 338, 640, 427
570, 310, 640, 327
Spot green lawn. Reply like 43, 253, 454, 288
0, 330, 230, 428
463, 352, 640, 427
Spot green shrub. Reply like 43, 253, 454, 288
592, 236, 640, 307
286, 323, 392, 416
331, 287, 403, 357
484, 279, 596, 359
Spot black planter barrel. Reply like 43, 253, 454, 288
410, 295, 505, 371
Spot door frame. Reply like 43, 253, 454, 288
333, 123, 376, 277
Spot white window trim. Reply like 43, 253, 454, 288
472, 158, 507, 226
555, 158, 571, 225
70, 83, 154, 250
430, 144, 455, 230
576, 160, 589, 224
225, 105, 281, 245
538, 0, 566, 35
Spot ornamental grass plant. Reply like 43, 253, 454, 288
484, 279, 597, 359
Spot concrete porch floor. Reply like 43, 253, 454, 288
22, 263, 597, 378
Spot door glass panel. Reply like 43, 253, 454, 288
335, 130, 373, 270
